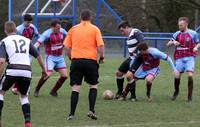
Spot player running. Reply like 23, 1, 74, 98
33, 19, 68, 97
0, 21, 47, 127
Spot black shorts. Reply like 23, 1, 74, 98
118, 58, 131, 73
70, 59, 99, 86
129, 56, 143, 73
0, 75, 31, 95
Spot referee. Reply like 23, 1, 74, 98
64, 9, 105, 120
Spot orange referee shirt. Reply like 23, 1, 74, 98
63, 21, 104, 61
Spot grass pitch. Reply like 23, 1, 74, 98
2, 56, 200, 127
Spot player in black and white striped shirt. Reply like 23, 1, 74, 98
115, 21, 144, 101
0, 21, 47, 127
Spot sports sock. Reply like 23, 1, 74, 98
123, 84, 130, 97
146, 82, 152, 98
188, 77, 193, 100
129, 81, 136, 98
69, 91, 79, 116
35, 76, 49, 92
174, 78, 180, 94
89, 88, 97, 113
51, 77, 67, 93
22, 103, 31, 123
116, 77, 124, 94
0, 100, 3, 120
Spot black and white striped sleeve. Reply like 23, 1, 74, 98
134, 30, 144, 43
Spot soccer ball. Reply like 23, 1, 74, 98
102, 90, 114, 100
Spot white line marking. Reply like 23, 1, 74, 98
61, 120, 200, 127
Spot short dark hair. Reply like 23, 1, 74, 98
118, 21, 131, 29
80, 10, 91, 21
4, 21, 16, 34
137, 42, 149, 51
178, 17, 189, 24
51, 19, 61, 27
24, 14, 32, 21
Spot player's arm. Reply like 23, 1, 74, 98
34, 31, 47, 48
63, 29, 72, 60
0, 58, 5, 78
134, 30, 145, 43
0, 42, 6, 78
96, 28, 105, 64
129, 30, 144, 54
167, 38, 180, 47
97, 45, 105, 64
29, 42, 47, 77
65, 47, 71, 60
33, 25, 39, 38
16, 25, 22, 35
193, 32, 200, 52
154, 49, 176, 71
167, 32, 180, 47
193, 43, 200, 52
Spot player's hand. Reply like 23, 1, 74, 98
173, 41, 180, 46
193, 47, 198, 52
42, 71, 48, 79
98, 57, 104, 64
166, 40, 174, 47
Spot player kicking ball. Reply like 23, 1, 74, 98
123, 42, 177, 101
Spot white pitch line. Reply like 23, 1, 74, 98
59, 120, 200, 127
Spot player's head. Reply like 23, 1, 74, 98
51, 19, 61, 33
137, 42, 149, 55
4, 21, 17, 35
80, 9, 91, 21
178, 17, 189, 32
24, 14, 33, 27
118, 21, 132, 36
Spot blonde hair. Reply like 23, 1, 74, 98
4, 21, 16, 34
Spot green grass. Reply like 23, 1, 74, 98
2, 56, 200, 127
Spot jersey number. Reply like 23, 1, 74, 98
13, 39, 27, 53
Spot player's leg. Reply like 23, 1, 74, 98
88, 85, 98, 120
185, 57, 195, 102
145, 74, 154, 101
0, 90, 5, 127
50, 68, 67, 96
126, 56, 142, 101
123, 71, 137, 101
34, 55, 53, 97
115, 58, 131, 99
187, 72, 193, 102
11, 83, 19, 95
67, 59, 83, 120
84, 60, 99, 120
11, 55, 33, 95
171, 59, 183, 100
0, 76, 17, 126
17, 77, 32, 127
50, 56, 67, 96
145, 67, 160, 101
115, 71, 124, 98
